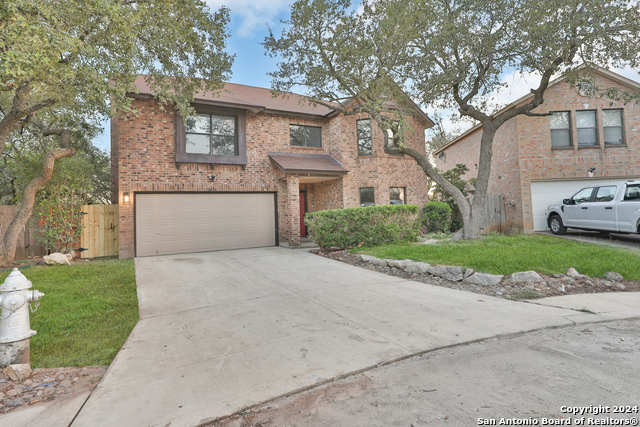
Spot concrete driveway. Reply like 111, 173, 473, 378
537, 229, 640, 250
70, 247, 640, 427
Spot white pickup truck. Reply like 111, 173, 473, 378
545, 181, 640, 235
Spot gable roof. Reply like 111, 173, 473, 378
132, 76, 432, 124
433, 65, 640, 155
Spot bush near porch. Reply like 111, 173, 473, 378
305, 205, 420, 250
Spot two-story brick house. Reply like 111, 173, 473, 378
434, 67, 640, 234
111, 77, 433, 258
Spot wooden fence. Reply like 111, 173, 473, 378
0, 206, 46, 260
79, 205, 119, 259
0, 204, 119, 259
480, 194, 506, 234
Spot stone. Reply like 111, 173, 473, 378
463, 268, 474, 278
464, 272, 504, 286
72, 377, 79, 382
420, 239, 438, 245
0, 381, 10, 393
56, 373, 66, 381
0, 392, 4, 400
604, 271, 624, 282
43, 252, 70, 265
36, 390, 43, 397
6, 388, 21, 397
0, 373, 8, 381
567, 267, 580, 277
615, 283, 626, 290
5, 398, 24, 407
524, 284, 535, 290
404, 262, 430, 275
560, 276, 576, 284
4, 364, 32, 381
387, 259, 413, 269
427, 265, 464, 281
59, 379, 72, 387
23, 379, 33, 386
510, 271, 544, 283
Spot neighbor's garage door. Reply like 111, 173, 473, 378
531, 178, 640, 231
136, 193, 276, 257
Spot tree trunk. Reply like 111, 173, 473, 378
0, 129, 74, 266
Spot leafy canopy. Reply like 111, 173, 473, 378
0, 0, 234, 120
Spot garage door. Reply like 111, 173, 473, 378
136, 193, 276, 257
531, 178, 640, 231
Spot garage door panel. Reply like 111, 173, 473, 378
531, 178, 640, 231
136, 193, 276, 257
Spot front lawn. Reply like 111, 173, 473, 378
352, 234, 640, 280
0, 258, 138, 368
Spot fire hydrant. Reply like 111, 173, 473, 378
0, 268, 44, 368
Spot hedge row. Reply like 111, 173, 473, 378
304, 205, 420, 250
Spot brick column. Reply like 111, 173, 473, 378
286, 174, 300, 246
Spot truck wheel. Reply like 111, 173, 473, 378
549, 215, 566, 235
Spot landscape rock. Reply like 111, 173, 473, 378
427, 265, 464, 281
359, 255, 388, 267
387, 259, 413, 269
463, 268, 475, 279
4, 364, 32, 381
604, 271, 624, 282
464, 272, 503, 286
510, 271, 544, 283
566, 267, 580, 277
43, 252, 70, 266
404, 262, 430, 275
420, 239, 438, 245
0, 382, 9, 393
6, 388, 20, 397
5, 398, 24, 407
615, 283, 626, 290
59, 379, 73, 388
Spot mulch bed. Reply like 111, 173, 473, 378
316, 249, 640, 300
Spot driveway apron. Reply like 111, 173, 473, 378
70, 247, 625, 427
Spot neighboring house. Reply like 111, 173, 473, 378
434, 66, 640, 234
112, 77, 433, 258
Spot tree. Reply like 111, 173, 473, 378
264, 0, 640, 240
0, 0, 234, 264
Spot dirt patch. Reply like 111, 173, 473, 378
317, 250, 640, 300
0, 365, 107, 415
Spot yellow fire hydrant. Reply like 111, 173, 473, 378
0, 268, 44, 368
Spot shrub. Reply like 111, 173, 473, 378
422, 201, 452, 233
305, 205, 420, 250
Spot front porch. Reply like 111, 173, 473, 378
269, 152, 349, 246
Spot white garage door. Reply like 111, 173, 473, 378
531, 178, 640, 231
136, 193, 276, 257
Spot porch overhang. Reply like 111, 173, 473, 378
268, 152, 349, 183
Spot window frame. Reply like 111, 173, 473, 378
356, 119, 372, 156
389, 187, 406, 205
175, 105, 247, 166
290, 124, 323, 148
603, 109, 625, 146
550, 111, 573, 149
359, 187, 375, 207
575, 109, 599, 147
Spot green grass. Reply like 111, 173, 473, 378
0, 258, 138, 368
352, 234, 640, 280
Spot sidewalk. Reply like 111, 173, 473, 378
3, 247, 640, 427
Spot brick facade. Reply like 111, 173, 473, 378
435, 69, 640, 233
113, 94, 431, 258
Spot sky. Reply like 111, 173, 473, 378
93, 0, 640, 152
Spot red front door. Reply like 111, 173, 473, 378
299, 191, 307, 237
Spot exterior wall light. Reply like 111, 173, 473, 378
588, 168, 596, 178
123, 192, 130, 204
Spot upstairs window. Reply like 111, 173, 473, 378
603, 109, 624, 145
290, 124, 322, 148
185, 113, 236, 156
357, 119, 372, 156
576, 110, 597, 146
390, 187, 406, 205
550, 112, 571, 147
